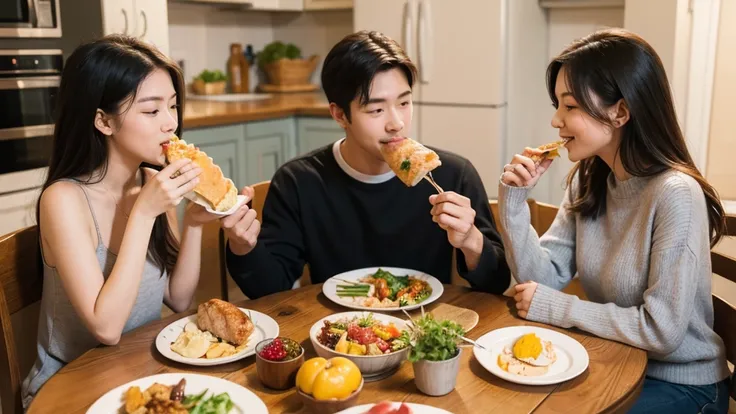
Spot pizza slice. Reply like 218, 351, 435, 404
380, 137, 442, 187
529, 138, 571, 165
162, 135, 238, 212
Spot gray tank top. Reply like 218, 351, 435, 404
21, 181, 168, 409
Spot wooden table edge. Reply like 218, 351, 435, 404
26, 284, 649, 414
600, 361, 646, 414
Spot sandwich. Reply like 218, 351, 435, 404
196, 298, 254, 347
380, 137, 442, 188
162, 135, 237, 212
529, 138, 571, 165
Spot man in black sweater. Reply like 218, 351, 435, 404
221, 31, 510, 299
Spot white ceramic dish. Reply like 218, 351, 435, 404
309, 311, 410, 381
322, 267, 444, 312
86, 373, 267, 414
473, 326, 589, 386
185, 193, 249, 216
155, 308, 279, 366
337, 402, 454, 414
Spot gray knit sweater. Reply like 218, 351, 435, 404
498, 170, 729, 385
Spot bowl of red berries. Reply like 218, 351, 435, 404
255, 337, 305, 390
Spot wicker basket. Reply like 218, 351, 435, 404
192, 79, 226, 95
262, 55, 319, 86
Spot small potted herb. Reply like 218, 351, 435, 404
403, 311, 465, 396
192, 69, 228, 95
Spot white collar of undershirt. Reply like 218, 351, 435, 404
332, 138, 395, 184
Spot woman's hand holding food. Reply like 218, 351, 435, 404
501, 148, 553, 188
135, 159, 202, 219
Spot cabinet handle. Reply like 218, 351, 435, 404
139, 10, 148, 38
121, 9, 129, 34
418, 0, 433, 84
403, 0, 414, 61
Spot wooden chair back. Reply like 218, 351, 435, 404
489, 198, 557, 238
220, 181, 310, 300
712, 214, 736, 399
0, 226, 43, 414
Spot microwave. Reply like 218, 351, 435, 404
0, 0, 61, 38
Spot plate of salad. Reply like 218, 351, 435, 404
87, 373, 267, 414
309, 312, 412, 380
322, 267, 443, 311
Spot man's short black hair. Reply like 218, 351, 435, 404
321, 30, 418, 122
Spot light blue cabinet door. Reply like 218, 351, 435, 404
296, 117, 344, 155
244, 135, 284, 185
243, 118, 296, 185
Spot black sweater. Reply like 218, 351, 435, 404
226, 144, 510, 298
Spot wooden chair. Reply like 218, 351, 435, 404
712, 214, 736, 400
220, 181, 311, 301
0, 226, 43, 414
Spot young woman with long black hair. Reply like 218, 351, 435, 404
500, 28, 730, 413
21, 35, 218, 407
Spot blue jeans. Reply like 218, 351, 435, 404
628, 377, 730, 414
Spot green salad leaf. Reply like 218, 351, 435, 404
371, 268, 410, 300
405, 313, 465, 362
187, 391, 234, 414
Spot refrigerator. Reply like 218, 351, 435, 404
354, 0, 510, 197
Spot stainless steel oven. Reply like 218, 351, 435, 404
0, 0, 61, 38
0, 49, 60, 236
0, 49, 60, 177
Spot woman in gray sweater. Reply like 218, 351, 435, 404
499, 28, 730, 413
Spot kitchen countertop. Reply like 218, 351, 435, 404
182, 91, 331, 129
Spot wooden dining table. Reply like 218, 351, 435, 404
27, 284, 647, 414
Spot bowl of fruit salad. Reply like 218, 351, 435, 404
309, 312, 410, 381
255, 337, 304, 390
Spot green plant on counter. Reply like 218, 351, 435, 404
256, 41, 302, 66
194, 69, 227, 83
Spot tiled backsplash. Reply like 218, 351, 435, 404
167, 3, 353, 92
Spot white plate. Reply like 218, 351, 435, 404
337, 402, 454, 414
155, 308, 279, 366
323, 267, 444, 312
473, 326, 589, 386
86, 373, 267, 414
185, 193, 249, 216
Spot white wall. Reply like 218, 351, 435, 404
506, 0, 552, 202
624, 0, 692, 123
538, 7, 626, 205
167, 3, 353, 91
272, 11, 354, 85
706, 0, 736, 199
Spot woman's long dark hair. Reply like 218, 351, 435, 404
548, 28, 726, 247
37, 34, 186, 275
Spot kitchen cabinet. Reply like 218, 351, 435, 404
304, 0, 353, 10
0, 188, 41, 238
174, 0, 350, 11
249, 0, 302, 11
100, 0, 135, 37
61, 0, 170, 57
243, 118, 296, 184
183, 118, 296, 187
296, 117, 344, 154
